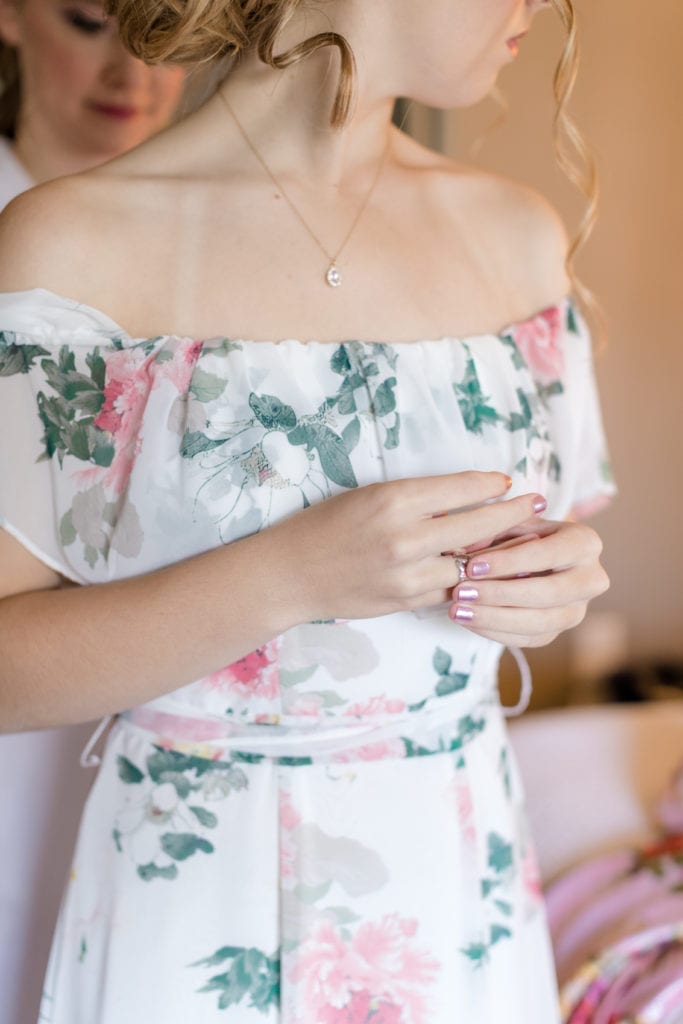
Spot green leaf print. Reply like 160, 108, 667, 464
59, 509, 77, 547
433, 648, 452, 676
0, 335, 50, 375
137, 862, 179, 882
190, 367, 228, 403
488, 833, 514, 874
567, 302, 579, 334
192, 945, 280, 1014
435, 672, 470, 697
500, 333, 527, 371
490, 924, 512, 946
461, 942, 489, 967
330, 345, 352, 375
287, 423, 358, 489
384, 413, 400, 450
86, 350, 106, 390
249, 393, 297, 431
454, 347, 506, 435
432, 646, 470, 698
189, 805, 218, 829
117, 755, 145, 784
160, 832, 214, 861
113, 745, 249, 881
42, 347, 104, 408
341, 416, 361, 453
372, 376, 397, 416
181, 429, 227, 459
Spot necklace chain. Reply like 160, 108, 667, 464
219, 91, 389, 288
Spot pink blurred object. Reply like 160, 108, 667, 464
545, 756, 683, 1023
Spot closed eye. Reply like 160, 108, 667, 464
64, 9, 109, 34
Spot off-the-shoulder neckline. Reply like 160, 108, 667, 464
0, 287, 573, 349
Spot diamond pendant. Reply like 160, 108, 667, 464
325, 263, 342, 288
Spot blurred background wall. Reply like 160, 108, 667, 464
409, 0, 683, 707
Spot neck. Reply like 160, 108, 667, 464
13, 114, 119, 184
211, 8, 397, 191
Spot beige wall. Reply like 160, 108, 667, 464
412, 1, 683, 706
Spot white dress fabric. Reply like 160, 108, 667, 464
0, 288, 615, 1023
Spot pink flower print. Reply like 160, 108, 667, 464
94, 347, 153, 494
155, 339, 203, 394
91, 340, 202, 497
345, 696, 407, 719
451, 779, 477, 847
288, 915, 439, 1024
279, 790, 302, 884
521, 842, 543, 904
510, 305, 565, 385
333, 739, 406, 764
204, 642, 280, 700
322, 990, 404, 1023
284, 694, 325, 718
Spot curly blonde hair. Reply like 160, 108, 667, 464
550, 0, 599, 318
110, 0, 355, 126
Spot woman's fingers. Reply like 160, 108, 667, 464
450, 563, 608, 609
448, 599, 589, 636
461, 522, 603, 580
410, 470, 513, 516
419, 492, 547, 560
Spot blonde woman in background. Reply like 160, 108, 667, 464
0, 4, 185, 1020
0, 0, 615, 1020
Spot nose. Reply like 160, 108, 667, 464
100, 34, 150, 93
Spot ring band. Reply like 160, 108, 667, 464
453, 554, 469, 584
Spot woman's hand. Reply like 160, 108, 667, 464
448, 519, 609, 647
270, 472, 548, 623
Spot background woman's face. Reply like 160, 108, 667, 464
0, 0, 186, 154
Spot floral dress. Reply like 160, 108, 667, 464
0, 289, 614, 1024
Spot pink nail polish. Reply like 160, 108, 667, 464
457, 587, 480, 602
453, 605, 475, 623
533, 495, 547, 514
470, 560, 490, 578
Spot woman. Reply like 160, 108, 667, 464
0, 0, 614, 1020
0, 0, 186, 191
0, 3, 185, 1018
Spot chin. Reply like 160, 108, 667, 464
419, 66, 505, 112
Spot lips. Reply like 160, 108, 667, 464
506, 32, 527, 57
88, 102, 139, 120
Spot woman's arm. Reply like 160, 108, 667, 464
1, 472, 549, 732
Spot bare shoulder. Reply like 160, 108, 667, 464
394, 131, 570, 315
0, 174, 107, 295
440, 163, 570, 311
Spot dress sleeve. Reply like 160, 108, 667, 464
0, 335, 84, 581
562, 304, 616, 520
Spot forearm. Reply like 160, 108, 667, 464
0, 529, 298, 732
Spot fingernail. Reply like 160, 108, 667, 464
451, 605, 475, 623
469, 560, 490, 578
457, 586, 480, 602
533, 495, 547, 514
504, 475, 513, 490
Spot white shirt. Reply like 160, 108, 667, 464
0, 137, 94, 1024
0, 137, 33, 209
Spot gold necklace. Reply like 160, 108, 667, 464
219, 92, 389, 288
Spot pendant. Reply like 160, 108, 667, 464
325, 263, 342, 288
